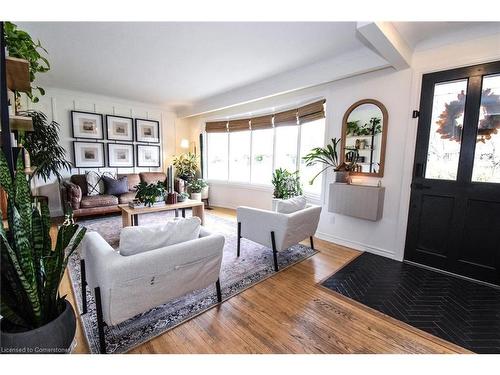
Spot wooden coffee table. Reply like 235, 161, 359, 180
118, 199, 205, 227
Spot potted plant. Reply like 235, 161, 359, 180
302, 137, 359, 184
271, 168, 303, 210
188, 179, 208, 201
177, 192, 190, 202
4, 21, 50, 106
134, 181, 166, 207
172, 152, 198, 193
0, 152, 86, 353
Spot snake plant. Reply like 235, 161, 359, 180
0, 151, 86, 332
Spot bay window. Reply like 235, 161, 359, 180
205, 100, 326, 196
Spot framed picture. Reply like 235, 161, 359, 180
108, 143, 134, 168
135, 118, 160, 143
73, 141, 105, 168
71, 111, 104, 139
106, 115, 134, 141
136, 145, 160, 167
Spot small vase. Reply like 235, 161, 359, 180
190, 192, 202, 201
334, 171, 349, 183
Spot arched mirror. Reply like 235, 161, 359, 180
341, 99, 388, 177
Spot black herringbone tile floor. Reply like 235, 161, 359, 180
321, 253, 500, 353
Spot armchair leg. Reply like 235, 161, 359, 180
270, 231, 278, 272
237, 222, 241, 257
310, 236, 315, 250
215, 278, 222, 303
94, 287, 107, 354
80, 259, 87, 314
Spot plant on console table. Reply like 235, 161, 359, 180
188, 179, 208, 202
302, 137, 359, 184
172, 152, 198, 193
0, 152, 86, 353
135, 181, 166, 207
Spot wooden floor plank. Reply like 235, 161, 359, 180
57, 207, 468, 354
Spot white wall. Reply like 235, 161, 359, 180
22, 87, 177, 216
183, 32, 500, 261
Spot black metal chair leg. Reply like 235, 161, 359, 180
310, 236, 315, 250
271, 231, 278, 271
216, 278, 222, 303
237, 222, 241, 257
80, 259, 87, 314
94, 287, 107, 354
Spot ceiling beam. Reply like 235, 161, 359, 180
356, 22, 413, 70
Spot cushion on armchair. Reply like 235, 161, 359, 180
119, 217, 202, 256
275, 195, 307, 214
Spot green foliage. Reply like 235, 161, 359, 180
0, 151, 86, 332
271, 168, 303, 199
4, 22, 50, 103
302, 138, 342, 185
21, 110, 72, 183
172, 152, 199, 182
188, 179, 208, 193
347, 117, 382, 136
134, 181, 166, 207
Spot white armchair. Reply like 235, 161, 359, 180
236, 204, 322, 271
79, 227, 225, 353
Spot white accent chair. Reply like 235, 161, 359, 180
236, 204, 322, 271
79, 227, 225, 353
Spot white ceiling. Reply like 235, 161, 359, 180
17, 22, 500, 112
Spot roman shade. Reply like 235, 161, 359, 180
228, 119, 250, 132
298, 100, 325, 124
250, 115, 273, 130
205, 121, 228, 133
274, 109, 298, 127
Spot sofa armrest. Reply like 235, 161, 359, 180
236, 206, 289, 250
62, 181, 82, 211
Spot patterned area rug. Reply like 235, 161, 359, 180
68, 210, 317, 354
321, 252, 500, 354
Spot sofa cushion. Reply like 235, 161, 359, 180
275, 195, 307, 214
103, 175, 129, 196
80, 194, 119, 209
139, 172, 166, 185
118, 191, 137, 204
70, 174, 88, 196
119, 217, 201, 256
118, 173, 140, 191
86, 171, 116, 196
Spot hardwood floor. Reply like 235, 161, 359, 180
59, 207, 469, 354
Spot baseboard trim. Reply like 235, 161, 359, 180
315, 231, 399, 261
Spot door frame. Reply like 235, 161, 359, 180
402, 60, 500, 284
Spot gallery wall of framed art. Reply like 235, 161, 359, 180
70, 110, 162, 170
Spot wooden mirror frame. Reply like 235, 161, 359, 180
340, 99, 388, 178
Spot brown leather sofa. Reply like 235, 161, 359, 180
61, 172, 167, 217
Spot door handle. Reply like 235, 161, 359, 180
411, 182, 431, 190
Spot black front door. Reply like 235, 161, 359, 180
405, 61, 500, 286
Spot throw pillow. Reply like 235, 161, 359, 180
102, 175, 129, 196
275, 195, 307, 214
119, 217, 202, 256
86, 171, 116, 196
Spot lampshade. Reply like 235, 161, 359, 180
180, 139, 190, 149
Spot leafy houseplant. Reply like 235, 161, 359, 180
4, 22, 50, 104
302, 138, 359, 184
188, 179, 208, 201
271, 168, 303, 200
0, 152, 86, 352
172, 152, 198, 182
21, 110, 72, 183
134, 181, 166, 207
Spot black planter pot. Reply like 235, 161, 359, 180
0, 300, 76, 354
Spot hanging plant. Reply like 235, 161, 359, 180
4, 21, 50, 103
436, 89, 500, 143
